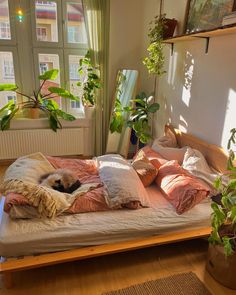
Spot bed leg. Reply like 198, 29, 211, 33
2, 272, 13, 289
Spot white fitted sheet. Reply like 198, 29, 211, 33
0, 186, 212, 257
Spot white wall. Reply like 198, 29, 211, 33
109, 0, 236, 150
154, 0, 236, 150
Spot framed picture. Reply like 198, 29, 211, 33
185, 0, 236, 34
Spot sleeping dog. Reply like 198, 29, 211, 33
39, 169, 81, 194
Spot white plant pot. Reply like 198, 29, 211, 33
84, 105, 95, 119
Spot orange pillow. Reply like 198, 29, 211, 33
133, 146, 168, 169
132, 151, 158, 187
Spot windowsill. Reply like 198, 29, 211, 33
6, 115, 92, 130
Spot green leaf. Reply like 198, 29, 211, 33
48, 87, 79, 101
0, 107, 18, 130
0, 84, 18, 91
0, 100, 15, 115
49, 113, 61, 132
56, 109, 76, 121
222, 237, 234, 256
39, 69, 59, 81
214, 177, 222, 190
148, 102, 160, 113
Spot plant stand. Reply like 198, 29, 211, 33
206, 244, 236, 289
84, 105, 95, 119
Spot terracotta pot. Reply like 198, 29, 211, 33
206, 244, 236, 289
163, 18, 178, 39
29, 108, 40, 119
84, 105, 95, 119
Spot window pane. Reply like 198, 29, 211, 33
0, 51, 16, 108
35, 1, 58, 42
38, 53, 61, 107
68, 55, 83, 110
66, 2, 87, 44
0, 0, 11, 40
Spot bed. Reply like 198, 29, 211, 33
0, 125, 228, 288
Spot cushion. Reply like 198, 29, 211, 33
97, 154, 150, 209
151, 143, 188, 165
132, 150, 158, 187
133, 146, 168, 169
155, 160, 210, 214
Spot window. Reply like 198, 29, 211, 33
0, 51, 16, 109
0, 22, 10, 40
3, 60, 14, 79
0, 0, 11, 40
7, 95, 16, 104
0, 0, 87, 116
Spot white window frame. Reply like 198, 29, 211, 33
31, 0, 63, 48
62, 0, 88, 50
64, 48, 87, 115
0, 0, 16, 46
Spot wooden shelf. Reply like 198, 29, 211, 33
163, 25, 236, 44
163, 25, 236, 54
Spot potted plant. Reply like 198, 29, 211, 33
77, 50, 101, 119
143, 0, 177, 96
0, 69, 79, 131
206, 128, 236, 289
110, 92, 160, 146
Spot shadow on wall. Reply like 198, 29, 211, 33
157, 39, 236, 149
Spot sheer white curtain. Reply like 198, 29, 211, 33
83, 0, 110, 155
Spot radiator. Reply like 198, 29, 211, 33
0, 128, 86, 160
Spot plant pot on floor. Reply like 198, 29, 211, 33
84, 105, 95, 119
206, 244, 236, 289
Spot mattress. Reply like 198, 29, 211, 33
0, 186, 212, 257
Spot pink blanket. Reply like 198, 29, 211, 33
4, 156, 141, 217
156, 160, 210, 214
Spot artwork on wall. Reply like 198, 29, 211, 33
185, 0, 236, 34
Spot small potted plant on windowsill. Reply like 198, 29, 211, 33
206, 128, 236, 289
77, 50, 102, 119
0, 69, 79, 131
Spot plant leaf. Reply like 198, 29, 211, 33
39, 69, 59, 81
148, 102, 160, 113
48, 87, 79, 101
222, 237, 234, 256
0, 84, 18, 91
56, 109, 76, 121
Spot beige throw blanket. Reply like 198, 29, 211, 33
0, 153, 100, 218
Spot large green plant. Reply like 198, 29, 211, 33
77, 50, 102, 106
0, 69, 79, 131
209, 128, 236, 256
110, 92, 159, 144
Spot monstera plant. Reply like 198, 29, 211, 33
0, 69, 79, 131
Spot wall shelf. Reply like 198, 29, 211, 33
163, 25, 236, 54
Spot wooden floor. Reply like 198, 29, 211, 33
0, 165, 236, 295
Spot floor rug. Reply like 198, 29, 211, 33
102, 272, 212, 295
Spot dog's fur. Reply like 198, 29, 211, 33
39, 169, 81, 193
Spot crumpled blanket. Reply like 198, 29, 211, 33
1, 153, 147, 219
0, 153, 106, 218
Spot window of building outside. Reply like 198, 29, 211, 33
0, 0, 88, 117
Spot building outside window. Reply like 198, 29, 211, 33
0, 22, 10, 39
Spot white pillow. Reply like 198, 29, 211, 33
182, 147, 219, 191
151, 143, 188, 165
97, 154, 150, 208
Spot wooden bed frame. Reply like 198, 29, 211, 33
0, 125, 229, 289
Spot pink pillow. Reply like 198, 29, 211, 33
156, 160, 210, 214
132, 151, 158, 187
133, 146, 168, 169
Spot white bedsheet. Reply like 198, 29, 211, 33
0, 186, 212, 257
